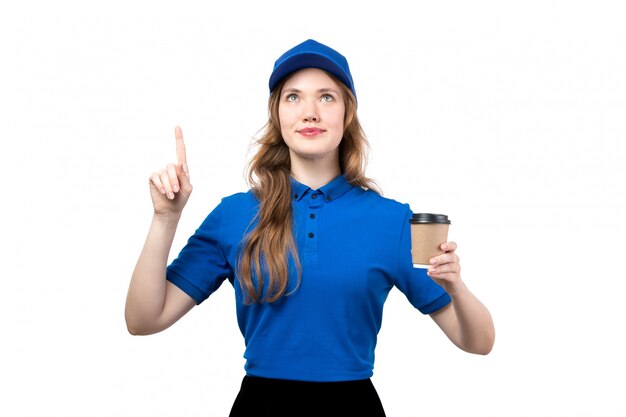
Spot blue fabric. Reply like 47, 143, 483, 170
268, 39, 357, 101
166, 174, 451, 382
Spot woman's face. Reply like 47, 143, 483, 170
278, 68, 345, 165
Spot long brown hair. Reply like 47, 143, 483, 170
239, 71, 380, 304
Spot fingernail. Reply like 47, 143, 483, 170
173, 184, 179, 192
167, 192, 174, 199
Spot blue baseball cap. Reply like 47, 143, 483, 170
268, 39, 357, 101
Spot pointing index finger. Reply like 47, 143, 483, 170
175, 126, 187, 166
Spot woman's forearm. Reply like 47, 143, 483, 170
125, 214, 181, 334
450, 283, 495, 355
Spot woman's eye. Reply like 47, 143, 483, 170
286, 94, 298, 102
321, 94, 334, 102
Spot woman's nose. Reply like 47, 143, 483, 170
303, 112, 319, 122
302, 101, 319, 122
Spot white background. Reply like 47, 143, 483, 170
1, 1, 625, 416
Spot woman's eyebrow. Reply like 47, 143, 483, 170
282, 87, 339, 95
317, 88, 339, 94
282, 88, 302, 95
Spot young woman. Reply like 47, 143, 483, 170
125, 39, 495, 416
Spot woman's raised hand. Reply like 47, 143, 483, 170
149, 126, 193, 217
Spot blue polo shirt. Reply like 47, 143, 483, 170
166, 174, 451, 382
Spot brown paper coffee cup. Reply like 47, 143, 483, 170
410, 213, 451, 267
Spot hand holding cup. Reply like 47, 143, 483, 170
410, 213, 462, 292
427, 241, 462, 293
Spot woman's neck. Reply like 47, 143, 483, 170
290, 156, 341, 190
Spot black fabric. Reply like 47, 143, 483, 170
229, 375, 387, 417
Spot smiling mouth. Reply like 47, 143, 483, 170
298, 128, 325, 136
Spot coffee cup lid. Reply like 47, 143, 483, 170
409, 213, 451, 224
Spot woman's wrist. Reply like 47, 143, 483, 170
152, 211, 182, 225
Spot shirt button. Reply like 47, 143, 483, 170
309, 213, 315, 219
311, 194, 317, 199
294, 194, 298, 199
326, 195, 332, 201
308, 232, 314, 238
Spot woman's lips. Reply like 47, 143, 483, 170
297, 128, 325, 136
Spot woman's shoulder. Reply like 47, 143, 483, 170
358, 188, 411, 214
345, 189, 412, 226
220, 189, 257, 204
205, 190, 258, 220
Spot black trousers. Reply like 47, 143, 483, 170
229, 375, 387, 417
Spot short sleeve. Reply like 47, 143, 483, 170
393, 208, 451, 314
166, 201, 233, 304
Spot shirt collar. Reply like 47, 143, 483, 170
290, 174, 354, 202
